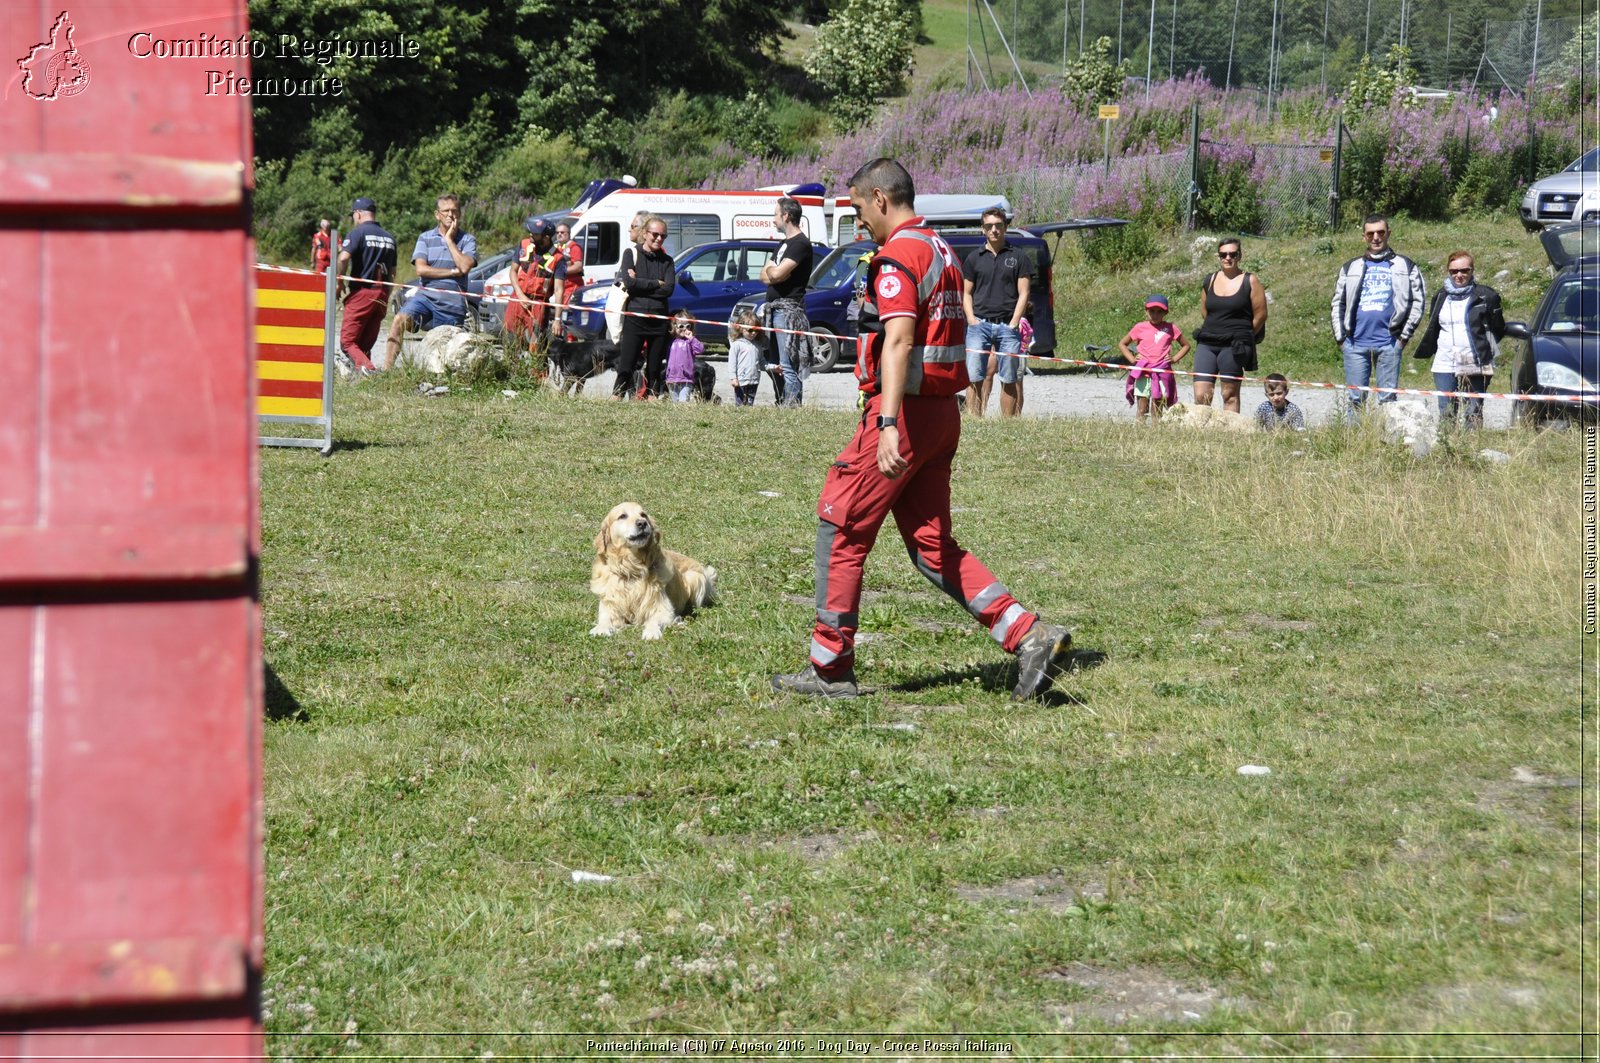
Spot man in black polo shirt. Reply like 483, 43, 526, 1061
759, 196, 815, 406
337, 197, 397, 374
961, 207, 1035, 417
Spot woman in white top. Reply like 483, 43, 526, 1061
1412, 250, 1506, 429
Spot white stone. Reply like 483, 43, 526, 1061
406, 325, 503, 374
1381, 400, 1437, 457
1478, 448, 1511, 464
1237, 764, 1272, 776
1162, 403, 1256, 433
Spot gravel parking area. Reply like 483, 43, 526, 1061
573, 361, 1515, 429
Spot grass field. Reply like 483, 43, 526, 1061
261, 329, 1590, 1057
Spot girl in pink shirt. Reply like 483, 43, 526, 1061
1120, 295, 1191, 423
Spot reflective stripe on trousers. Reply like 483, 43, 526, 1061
808, 396, 1039, 677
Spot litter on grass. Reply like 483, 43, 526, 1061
1237, 764, 1272, 776
570, 870, 615, 884
758, 490, 781, 497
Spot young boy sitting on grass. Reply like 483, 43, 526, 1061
1255, 373, 1306, 431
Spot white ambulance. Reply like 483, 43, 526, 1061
570, 182, 831, 284
828, 193, 1013, 243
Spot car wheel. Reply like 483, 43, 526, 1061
1509, 346, 1548, 427
811, 325, 843, 372
1512, 390, 1548, 427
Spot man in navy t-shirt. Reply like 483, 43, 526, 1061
337, 197, 397, 373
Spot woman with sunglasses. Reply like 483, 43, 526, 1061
1192, 237, 1268, 413
1412, 251, 1505, 429
612, 213, 677, 399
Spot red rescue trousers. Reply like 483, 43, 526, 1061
339, 284, 387, 369
808, 393, 1039, 678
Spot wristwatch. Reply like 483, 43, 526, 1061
877, 415, 898, 429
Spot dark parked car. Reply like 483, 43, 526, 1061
561, 239, 826, 347
728, 219, 1126, 372
1505, 220, 1600, 424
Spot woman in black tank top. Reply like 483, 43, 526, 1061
1192, 237, 1268, 412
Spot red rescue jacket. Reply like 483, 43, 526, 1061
855, 219, 968, 398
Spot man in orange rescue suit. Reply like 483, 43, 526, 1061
771, 158, 1074, 701
504, 217, 567, 354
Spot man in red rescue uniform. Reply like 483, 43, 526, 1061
771, 158, 1074, 701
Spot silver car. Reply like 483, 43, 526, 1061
1520, 148, 1600, 231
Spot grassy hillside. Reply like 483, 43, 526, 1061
915, 0, 1063, 93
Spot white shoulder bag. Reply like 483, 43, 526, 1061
604, 248, 633, 343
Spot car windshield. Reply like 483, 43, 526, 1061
1569, 148, 1600, 173
1543, 277, 1600, 333
810, 243, 873, 290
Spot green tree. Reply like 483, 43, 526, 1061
248, 0, 793, 164
1062, 36, 1129, 111
804, 0, 917, 128
1557, 9, 1600, 86
1343, 44, 1417, 109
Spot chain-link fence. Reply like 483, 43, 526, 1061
1481, 15, 1579, 90
965, 0, 1584, 99
1193, 133, 1335, 235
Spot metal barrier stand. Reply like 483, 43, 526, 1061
257, 237, 338, 455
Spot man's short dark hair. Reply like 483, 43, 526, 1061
847, 158, 915, 208
1362, 213, 1388, 229
981, 207, 1007, 226
776, 196, 802, 226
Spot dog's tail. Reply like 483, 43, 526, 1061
688, 565, 718, 608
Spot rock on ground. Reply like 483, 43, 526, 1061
405, 326, 504, 374
1161, 402, 1256, 432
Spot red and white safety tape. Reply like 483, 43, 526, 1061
259, 262, 1593, 406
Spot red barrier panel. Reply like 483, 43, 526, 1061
0, 2, 262, 1059
256, 265, 336, 453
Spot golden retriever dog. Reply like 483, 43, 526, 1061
590, 502, 718, 639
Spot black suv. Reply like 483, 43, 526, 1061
729, 219, 1126, 371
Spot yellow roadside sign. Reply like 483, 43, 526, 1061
1098, 104, 1120, 120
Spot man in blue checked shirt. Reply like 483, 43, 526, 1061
383, 192, 478, 370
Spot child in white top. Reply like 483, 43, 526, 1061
728, 310, 762, 406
